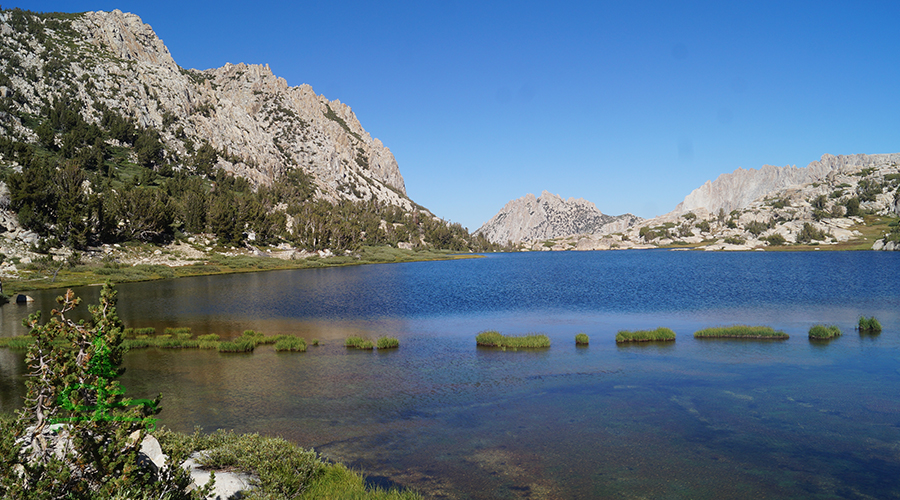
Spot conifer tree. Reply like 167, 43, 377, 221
1, 284, 199, 499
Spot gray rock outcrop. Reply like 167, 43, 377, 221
672, 153, 900, 215
475, 191, 642, 245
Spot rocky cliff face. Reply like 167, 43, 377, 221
672, 154, 899, 216
475, 191, 642, 245
630, 153, 900, 251
0, 9, 411, 209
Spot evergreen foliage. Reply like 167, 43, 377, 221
0, 284, 199, 499
0, 12, 497, 255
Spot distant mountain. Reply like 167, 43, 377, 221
475, 191, 642, 245
626, 152, 900, 251
671, 154, 898, 216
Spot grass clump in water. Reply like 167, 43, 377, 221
809, 324, 842, 339
475, 331, 551, 348
218, 337, 256, 353
858, 316, 882, 333
615, 327, 676, 343
694, 325, 789, 339
377, 336, 400, 349
275, 335, 307, 352
164, 327, 192, 335
0, 336, 33, 349
575, 332, 590, 345
198, 334, 220, 341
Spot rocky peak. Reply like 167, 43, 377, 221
475, 190, 642, 245
0, 9, 410, 210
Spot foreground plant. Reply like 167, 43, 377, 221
475, 331, 551, 348
575, 333, 590, 345
858, 316, 882, 333
0, 284, 199, 499
615, 328, 675, 343
809, 324, 842, 340
694, 325, 789, 339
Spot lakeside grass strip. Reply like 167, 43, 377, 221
615, 327, 675, 343
693, 325, 789, 339
475, 331, 551, 348
858, 316, 882, 333
809, 324, 842, 340
575, 332, 589, 345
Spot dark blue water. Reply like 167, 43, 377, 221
2, 250, 899, 499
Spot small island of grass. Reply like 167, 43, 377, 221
475, 331, 551, 348
377, 336, 400, 349
575, 332, 590, 345
808, 324, 841, 340
345, 336, 375, 350
615, 327, 675, 343
693, 325, 788, 339
858, 316, 882, 333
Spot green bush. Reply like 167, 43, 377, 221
694, 325, 788, 339
376, 337, 399, 349
765, 233, 787, 246
858, 316, 882, 333
475, 331, 551, 348
615, 328, 675, 343
808, 324, 841, 339
575, 332, 589, 345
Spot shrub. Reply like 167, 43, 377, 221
575, 332, 589, 345
765, 233, 787, 246
376, 337, 399, 349
723, 236, 746, 245
858, 317, 882, 333
274, 335, 307, 352
475, 331, 551, 348
615, 327, 675, 343
1, 285, 195, 498
694, 325, 788, 339
796, 223, 827, 244
808, 325, 841, 339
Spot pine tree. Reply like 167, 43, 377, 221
1, 284, 199, 499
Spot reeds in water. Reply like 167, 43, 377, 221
858, 316, 882, 333
808, 324, 842, 339
475, 331, 551, 348
615, 327, 676, 343
693, 325, 788, 339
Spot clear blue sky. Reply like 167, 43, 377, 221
10, 1, 900, 230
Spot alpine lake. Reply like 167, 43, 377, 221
2, 250, 899, 499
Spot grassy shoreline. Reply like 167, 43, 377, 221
2, 246, 481, 296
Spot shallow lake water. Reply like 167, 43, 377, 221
2, 250, 900, 499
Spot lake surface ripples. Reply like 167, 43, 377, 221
2, 250, 900, 499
